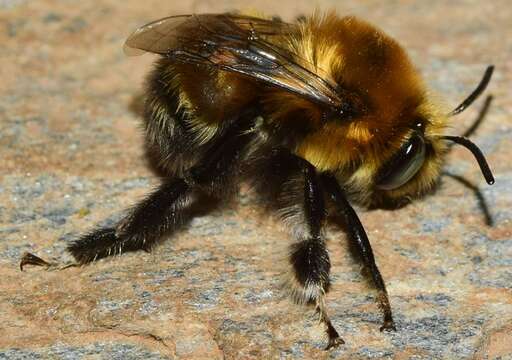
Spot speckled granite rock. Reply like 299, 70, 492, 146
1, 1, 511, 359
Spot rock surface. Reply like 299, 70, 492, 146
1, 1, 511, 359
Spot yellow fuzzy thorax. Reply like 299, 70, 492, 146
268, 12, 450, 205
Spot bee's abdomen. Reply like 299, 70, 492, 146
143, 59, 262, 177
143, 60, 209, 177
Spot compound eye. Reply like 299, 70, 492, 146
376, 133, 426, 191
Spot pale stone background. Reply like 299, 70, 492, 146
1, 0, 511, 359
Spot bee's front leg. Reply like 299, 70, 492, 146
321, 174, 396, 332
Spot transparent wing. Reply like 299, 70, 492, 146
124, 14, 295, 55
124, 14, 345, 110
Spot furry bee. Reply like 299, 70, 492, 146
21, 12, 495, 349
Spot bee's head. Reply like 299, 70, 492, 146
371, 66, 495, 208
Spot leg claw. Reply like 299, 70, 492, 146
380, 319, 397, 332
20, 252, 77, 271
324, 319, 345, 350
325, 336, 345, 350
20, 252, 52, 271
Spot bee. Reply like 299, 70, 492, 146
21, 11, 495, 349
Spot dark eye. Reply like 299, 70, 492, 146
375, 133, 426, 190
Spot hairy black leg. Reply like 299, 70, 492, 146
21, 108, 258, 269
257, 151, 343, 349
19, 177, 193, 268
67, 178, 190, 263
249, 149, 343, 347
321, 174, 396, 331
292, 160, 343, 349
66, 117, 255, 264
20, 177, 194, 268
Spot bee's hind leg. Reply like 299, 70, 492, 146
67, 177, 193, 264
19, 177, 194, 269
321, 174, 396, 332
66, 117, 256, 265
21, 109, 258, 269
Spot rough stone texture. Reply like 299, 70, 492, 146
1, 1, 511, 359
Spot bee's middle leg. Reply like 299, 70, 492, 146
268, 154, 344, 349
